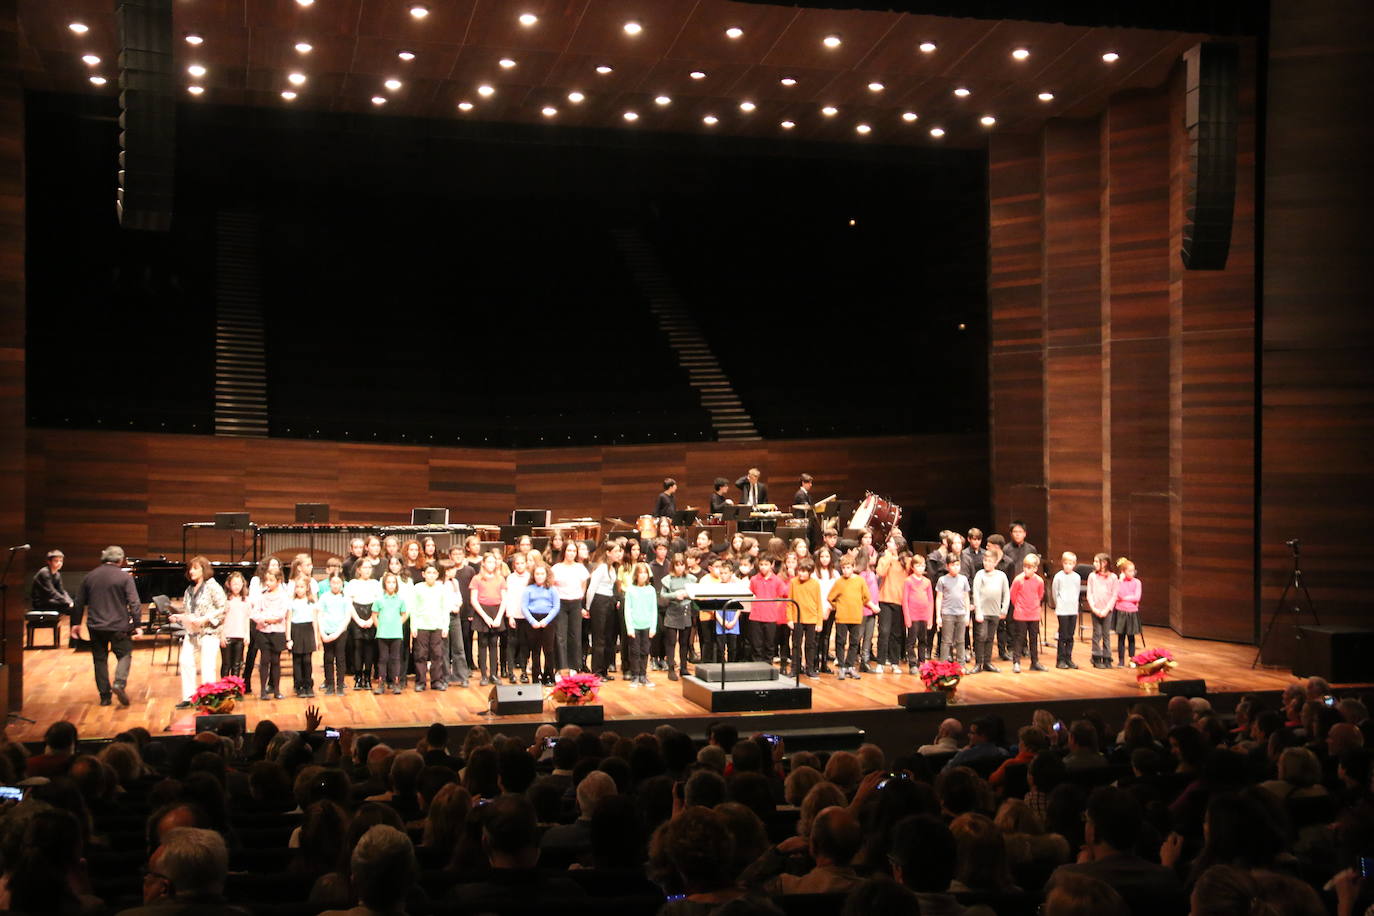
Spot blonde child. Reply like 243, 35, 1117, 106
286, 575, 321, 698
374, 571, 409, 695
1052, 553, 1082, 669
318, 572, 351, 695
623, 562, 658, 687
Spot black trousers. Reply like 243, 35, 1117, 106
323, 633, 349, 687
715, 632, 738, 662
834, 622, 861, 668
629, 627, 651, 678
462, 616, 477, 676
475, 630, 500, 678
527, 620, 557, 680
904, 620, 929, 665
974, 616, 999, 667
447, 616, 471, 681
664, 625, 692, 672
819, 617, 836, 668
377, 637, 403, 685
588, 594, 617, 675
220, 637, 244, 678
256, 631, 285, 695
1056, 614, 1076, 665
996, 617, 1011, 657
1011, 619, 1039, 665
504, 620, 530, 675
747, 620, 777, 667
88, 629, 132, 700
650, 606, 667, 661
242, 632, 259, 684
697, 618, 716, 664
292, 651, 313, 692
554, 600, 583, 673
350, 622, 377, 680
878, 602, 905, 664
413, 629, 447, 688
792, 624, 818, 672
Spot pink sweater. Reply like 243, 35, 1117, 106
748, 573, 790, 624
1115, 576, 1141, 613
860, 571, 879, 616
1086, 571, 1119, 617
902, 576, 934, 626
1010, 574, 1045, 622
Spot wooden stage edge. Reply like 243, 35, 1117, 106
11, 625, 1325, 747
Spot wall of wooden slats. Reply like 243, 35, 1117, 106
24, 429, 989, 566
988, 55, 1258, 641
1, 0, 24, 709
1258, 1, 1374, 663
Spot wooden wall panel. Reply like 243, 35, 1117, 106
1259, 0, 1374, 662
1102, 91, 1173, 626
24, 429, 990, 569
1042, 119, 1105, 565
0, 0, 24, 709
1168, 51, 1257, 643
988, 134, 1047, 540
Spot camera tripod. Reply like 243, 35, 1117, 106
1253, 539, 1318, 669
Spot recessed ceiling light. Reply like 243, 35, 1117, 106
1102, 51, 1119, 62
371, 95, 387, 105
281, 90, 298, 100
823, 35, 841, 48
68, 22, 89, 34
542, 106, 557, 117
295, 0, 313, 6
188, 64, 207, 77
1038, 91, 1055, 102
954, 87, 970, 97
738, 100, 755, 112
930, 126, 945, 137
867, 81, 884, 92
384, 78, 402, 90
1012, 48, 1030, 60
725, 27, 743, 39
187, 85, 204, 95
623, 110, 638, 121
623, 21, 641, 35
855, 123, 871, 134
519, 13, 538, 26
82, 54, 100, 66
457, 100, 473, 111
780, 120, 795, 129
596, 65, 613, 74
567, 91, 585, 103
654, 95, 671, 106
980, 115, 996, 126
288, 72, 306, 85
703, 115, 718, 125
848, 219, 856, 226
901, 111, 918, 122
780, 77, 797, 87
821, 105, 838, 116
295, 41, 313, 53
409, 5, 429, 19
88, 75, 106, 85
398, 50, 416, 61
185, 34, 204, 45
689, 70, 706, 80
499, 58, 516, 69
477, 84, 495, 97
919, 40, 936, 53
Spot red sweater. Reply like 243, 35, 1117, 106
1010, 574, 1045, 622
748, 573, 790, 624
902, 575, 935, 626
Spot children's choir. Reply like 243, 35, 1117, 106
174, 519, 1149, 701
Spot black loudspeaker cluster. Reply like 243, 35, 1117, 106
1181, 42, 1238, 270
117, 0, 175, 231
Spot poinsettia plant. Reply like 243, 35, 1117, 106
550, 672, 601, 706
1133, 647, 1178, 686
919, 659, 964, 692
191, 676, 246, 710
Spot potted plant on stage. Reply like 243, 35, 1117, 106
192, 676, 247, 714
1132, 648, 1178, 693
549, 672, 601, 708
918, 659, 965, 704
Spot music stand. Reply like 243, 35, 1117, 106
673, 509, 699, 527
295, 504, 329, 560
213, 513, 251, 563
411, 508, 449, 526
499, 525, 533, 545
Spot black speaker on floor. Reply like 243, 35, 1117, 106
194, 713, 246, 734
1161, 679, 1207, 697
1181, 41, 1239, 270
897, 691, 949, 711
1295, 626, 1374, 681
555, 704, 604, 727
117, 0, 175, 231
488, 684, 543, 715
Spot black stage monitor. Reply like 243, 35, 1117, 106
295, 503, 330, 524
411, 507, 449, 526
512, 509, 549, 526
213, 512, 251, 531
499, 524, 533, 545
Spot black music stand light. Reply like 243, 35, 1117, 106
213, 513, 251, 563
295, 504, 329, 560
411, 508, 449, 526
673, 509, 699, 527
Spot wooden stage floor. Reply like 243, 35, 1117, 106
11, 625, 1301, 744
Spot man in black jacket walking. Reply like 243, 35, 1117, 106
74, 545, 142, 706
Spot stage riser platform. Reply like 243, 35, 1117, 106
680, 675, 812, 713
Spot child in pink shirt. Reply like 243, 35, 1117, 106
1009, 554, 1046, 673
901, 555, 934, 670
1112, 557, 1143, 666
1086, 553, 1119, 668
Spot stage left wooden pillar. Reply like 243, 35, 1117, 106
0, 0, 27, 711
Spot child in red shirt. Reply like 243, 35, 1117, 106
1009, 554, 1046, 673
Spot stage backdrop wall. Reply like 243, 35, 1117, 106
23, 428, 988, 567
988, 47, 1258, 643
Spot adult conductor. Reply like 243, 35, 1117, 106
73, 545, 143, 706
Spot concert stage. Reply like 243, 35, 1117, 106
12, 624, 1309, 749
